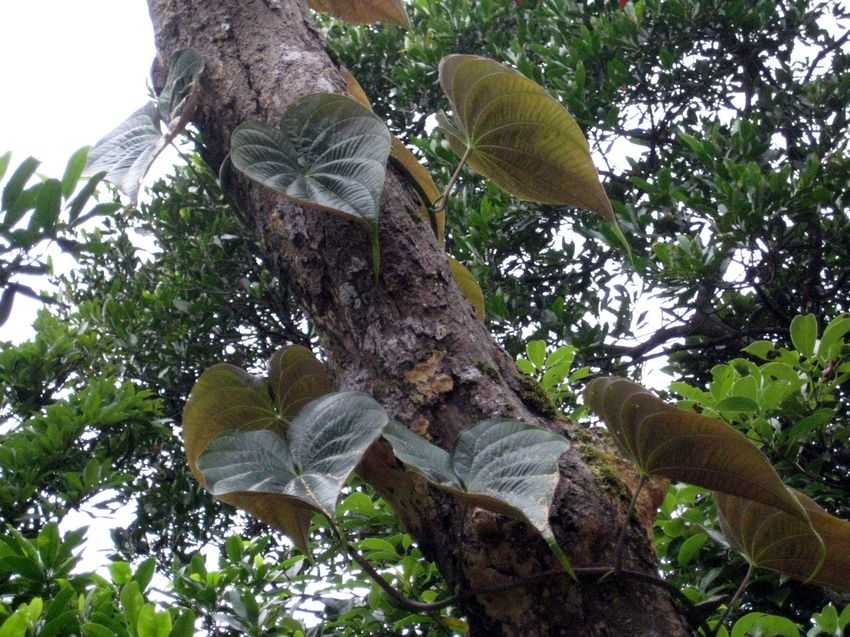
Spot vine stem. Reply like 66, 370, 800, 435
713, 563, 754, 636
327, 519, 709, 635
614, 474, 648, 571
432, 146, 472, 214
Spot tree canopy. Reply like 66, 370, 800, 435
1, 0, 849, 635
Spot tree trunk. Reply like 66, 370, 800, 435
146, 1, 691, 634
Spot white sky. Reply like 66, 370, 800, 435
0, 1, 156, 343
1, 0, 157, 570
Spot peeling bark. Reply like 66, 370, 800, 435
146, 1, 691, 634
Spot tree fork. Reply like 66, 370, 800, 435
146, 0, 690, 633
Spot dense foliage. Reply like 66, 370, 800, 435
1, 0, 849, 635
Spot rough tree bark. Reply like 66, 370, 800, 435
146, 1, 692, 634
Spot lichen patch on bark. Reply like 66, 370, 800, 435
405, 350, 454, 402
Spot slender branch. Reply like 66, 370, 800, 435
713, 563, 753, 636
6, 281, 57, 305
803, 30, 850, 84
332, 515, 708, 635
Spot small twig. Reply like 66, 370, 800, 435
713, 563, 753, 636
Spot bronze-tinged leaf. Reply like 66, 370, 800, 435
269, 346, 333, 423
309, 0, 410, 27
585, 377, 807, 521
341, 69, 446, 243
792, 491, 850, 592
448, 257, 485, 320
715, 490, 825, 584
390, 137, 446, 244
183, 364, 312, 551
341, 69, 373, 110
437, 54, 614, 221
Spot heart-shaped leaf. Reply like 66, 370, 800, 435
230, 93, 391, 232
309, 0, 410, 27
157, 48, 205, 125
84, 103, 164, 203
714, 490, 825, 583
717, 489, 850, 592
183, 347, 332, 552
86, 48, 204, 202
436, 54, 614, 222
198, 392, 389, 517
383, 418, 572, 573
448, 257, 485, 320
341, 69, 446, 244
269, 346, 334, 422
585, 377, 808, 521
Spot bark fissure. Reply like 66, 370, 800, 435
146, 1, 691, 634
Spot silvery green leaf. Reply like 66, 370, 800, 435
230, 93, 391, 228
197, 391, 388, 517
382, 420, 460, 488
157, 48, 205, 125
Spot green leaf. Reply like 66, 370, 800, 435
785, 409, 833, 445
308, 0, 410, 26
0, 152, 11, 183
198, 392, 389, 517
2, 156, 40, 213
809, 604, 839, 636
136, 604, 171, 637
742, 340, 775, 361
448, 257, 485, 320
818, 315, 850, 361
61, 146, 90, 197
838, 605, 850, 630
85, 103, 165, 202
36, 522, 60, 569
109, 560, 132, 585
383, 418, 572, 575
66, 172, 106, 223
790, 314, 817, 358
715, 396, 759, 413
0, 556, 43, 581
171, 610, 195, 637
516, 358, 535, 375
156, 48, 205, 126
230, 93, 391, 231
134, 557, 156, 592
121, 581, 144, 629
31, 178, 61, 231
0, 610, 28, 637
436, 54, 613, 221
584, 377, 808, 521
83, 624, 116, 637
526, 340, 546, 369
224, 535, 243, 562
731, 613, 800, 637
677, 532, 707, 566
715, 491, 825, 585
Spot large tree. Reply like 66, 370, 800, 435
141, 0, 689, 634
2, 1, 849, 636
